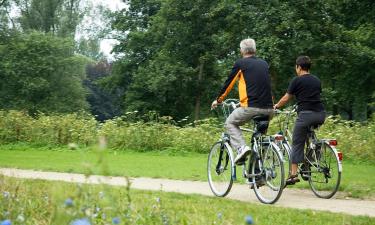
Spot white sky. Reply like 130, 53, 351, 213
81, 0, 127, 59
8, 0, 127, 60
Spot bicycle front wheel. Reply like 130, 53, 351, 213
207, 141, 234, 197
279, 141, 291, 181
252, 142, 285, 204
308, 142, 341, 199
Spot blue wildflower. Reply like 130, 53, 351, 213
70, 218, 91, 225
0, 220, 11, 225
217, 212, 223, 219
65, 198, 74, 207
245, 215, 254, 224
112, 217, 120, 224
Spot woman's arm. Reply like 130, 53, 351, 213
274, 93, 293, 109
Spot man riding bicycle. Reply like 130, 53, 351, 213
211, 38, 274, 165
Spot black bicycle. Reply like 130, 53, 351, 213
275, 107, 342, 198
207, 99, 285, 204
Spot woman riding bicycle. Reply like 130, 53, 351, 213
274, 56, 326, 185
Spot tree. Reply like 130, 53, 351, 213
14, 0, 84, 37
84, 61, 122, 121
109, 0, 375, 121
0, 31, 89, 114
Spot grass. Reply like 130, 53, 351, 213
1, 176, 374, 225
0, 143, 374, 199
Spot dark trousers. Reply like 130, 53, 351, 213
291, 111, 326, 164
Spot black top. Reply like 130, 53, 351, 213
217, 56, 273, 109
287, 74, 325, 112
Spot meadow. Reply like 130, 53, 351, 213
1, 175, 375, 225
1, 110, 374, 224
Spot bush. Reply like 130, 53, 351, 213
0, 111, 97, 146
0, 110, 374, 161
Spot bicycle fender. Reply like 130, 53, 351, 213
324, 141, 343, 173
224, 142, 237, 181
270, 142, 284, 161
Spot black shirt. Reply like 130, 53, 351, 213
217, 56, 273, 108
287, 74, 324, 112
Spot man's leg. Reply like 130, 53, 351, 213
225, 107, 255, 150
225, 107, 273, 165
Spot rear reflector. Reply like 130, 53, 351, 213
337, 152, 343, 161
329, 140, 338, 146
274, 135, 284, 141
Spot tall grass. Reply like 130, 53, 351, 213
0, 110, 374, 161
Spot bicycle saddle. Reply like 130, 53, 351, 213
252, 115, 270, 135
252, 115, 270, 122
308, 124, 322, 132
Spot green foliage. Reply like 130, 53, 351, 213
0, 110, 97, 145
109, 0, 375, 121
0, 110, 375, 162
0, 31, 90, 114
14, 0, 84, 37
99, 116, 220, 153
319, 115, 375, 161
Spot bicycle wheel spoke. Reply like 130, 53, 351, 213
253, 145, 284, 204
308, 142, 341, 199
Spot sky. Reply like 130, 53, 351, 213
8, 0, 127, 60
83, 0, 127, 59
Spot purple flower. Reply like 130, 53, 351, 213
70, 218, 91, 225
245, 215, 254, 224
65, 198, 74, 207
112, 217, 120, 224
0, 220, 11, 225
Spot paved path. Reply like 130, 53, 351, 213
1, 168, 374, 217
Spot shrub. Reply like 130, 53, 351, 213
0, 110, 374, 161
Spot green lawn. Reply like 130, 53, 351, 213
0, 143, 374, 199
1, 176, 374, 225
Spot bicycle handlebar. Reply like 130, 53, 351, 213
274, 105, 297, 115
220, 99, 240, 107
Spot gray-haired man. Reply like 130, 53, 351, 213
211, 38, 274, 165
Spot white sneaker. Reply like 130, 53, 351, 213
234, 146, 251, 165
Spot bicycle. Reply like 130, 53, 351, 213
274, 106, 343, 198
207, 99, 285, 204
273, 105, 297, 179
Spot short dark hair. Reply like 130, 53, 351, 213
296, 56, 311, 71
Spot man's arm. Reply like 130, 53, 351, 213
217, 63, 241, 102
211, 63, 241, 109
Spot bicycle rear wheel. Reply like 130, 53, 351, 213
308, 142, 341, 199
252, 142, 285, 204
207, 141, 234, 197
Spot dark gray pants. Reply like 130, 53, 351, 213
291, 111, 326, 164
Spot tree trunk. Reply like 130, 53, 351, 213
194, 62, 204, 121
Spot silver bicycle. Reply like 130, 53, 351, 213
207, 99, 285, 204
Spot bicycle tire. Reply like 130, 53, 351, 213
308, 142, 341, 199
207, 141, 234, 197
252, 142, 285, 204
